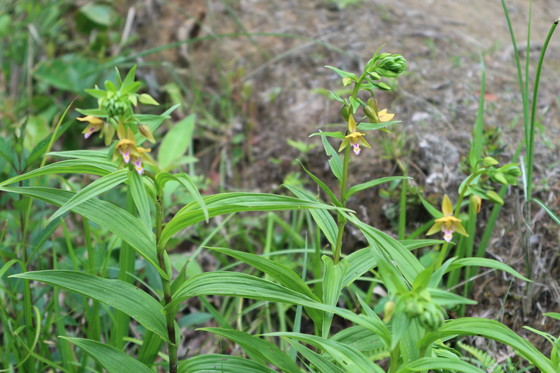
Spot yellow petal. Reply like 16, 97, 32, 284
426, 222, 443, 236
442, 194, 453, 216
77, 115, 103, 125
454, 222, 469, 237
378, 109, 395, 122
338, 139, 350, 152
117, 122, 127, 140
359, 136, 372, 149
347, 115, 357, 133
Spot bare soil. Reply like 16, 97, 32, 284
133, 0, 560, 365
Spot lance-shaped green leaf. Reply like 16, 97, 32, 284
266, 332, 384, 373
446, 257, 531, 282
200, 328, 299, 373
0, 186, 165, 279
13, 271, 168, 342
61, 337, 153, 373
347, 176, 411, 198
48, 149, 111, 161
208, 247, 323, 327
160, 193, 339, 249
284, 184, 338, 248
158, 114, 195, 171
179, 354, 277, 373
156, 172, 208, 221
322, 256, 347, 338
343, 246, 377, 286
297, 160, 341, 206
347, 214, 423, 285
48, 169, 128, 223
0, 159, 116, 187
396, 357, 485, 373
285, 339, 343, 373
129, 170, 152, 231
170, 271, 391, 347
419, 318, 555, 373
320, 133, 343, 181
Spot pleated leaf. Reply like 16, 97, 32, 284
208, 247, 323, 326
396, 357, 485, 373
0, 186, 165, 279
156, 172, 208, 222
322, 256, 347, 337
129, 170, 152, 231
200, 328, 299, 373
0, 159, 116, 187
343, 246, 377, 287
284, 184, 338, 248
419, 318, 555, 373
285, 340, 343, 373
12, 270, 168, 342
170, 271, 391, 347
347, 176, 411, 198
60, 337, 153, 373
178, 354, 277, 373
49, 168, 128, 223
266, 332, 385, 373
447, 257, 530, 282
161, 193, 339, 248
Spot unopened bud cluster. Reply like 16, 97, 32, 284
403, 290, 444, 330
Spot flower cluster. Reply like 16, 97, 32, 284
76, 66, 160, 175
325, 50, 405, 157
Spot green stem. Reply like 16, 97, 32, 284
333, 146, 351, 264
397, 159, 407, 240
156, 195, 177, 373
83, 219, 101, 353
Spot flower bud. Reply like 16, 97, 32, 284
341, 105, 350, 121
139, 124, 156, 144
483, 156, 499, 166
139, 93, 159, 106
470, 194, 482, 213
492, 172, 508, 185
383, 300, 396, 322
364, 104, 379, 122
486, 190, 504, 205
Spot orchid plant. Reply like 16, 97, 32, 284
1, 47, 558, 373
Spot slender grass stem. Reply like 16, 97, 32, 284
526, 18, 559, 201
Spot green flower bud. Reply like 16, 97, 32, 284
383, 300, 396, 322
483, 156, 499, 166
492, 172, 509, 185
367, 71, 381, 80
486, 190, 504, 205
364, 104, 379, 122
341, 105, 350, 121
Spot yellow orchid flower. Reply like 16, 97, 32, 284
77, 115, 104, 139
377, 109, 395, 123
114, 127, 153, 175
338, 115, 372, 155
365, 98, 395, 124
426, 194, 468, 242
